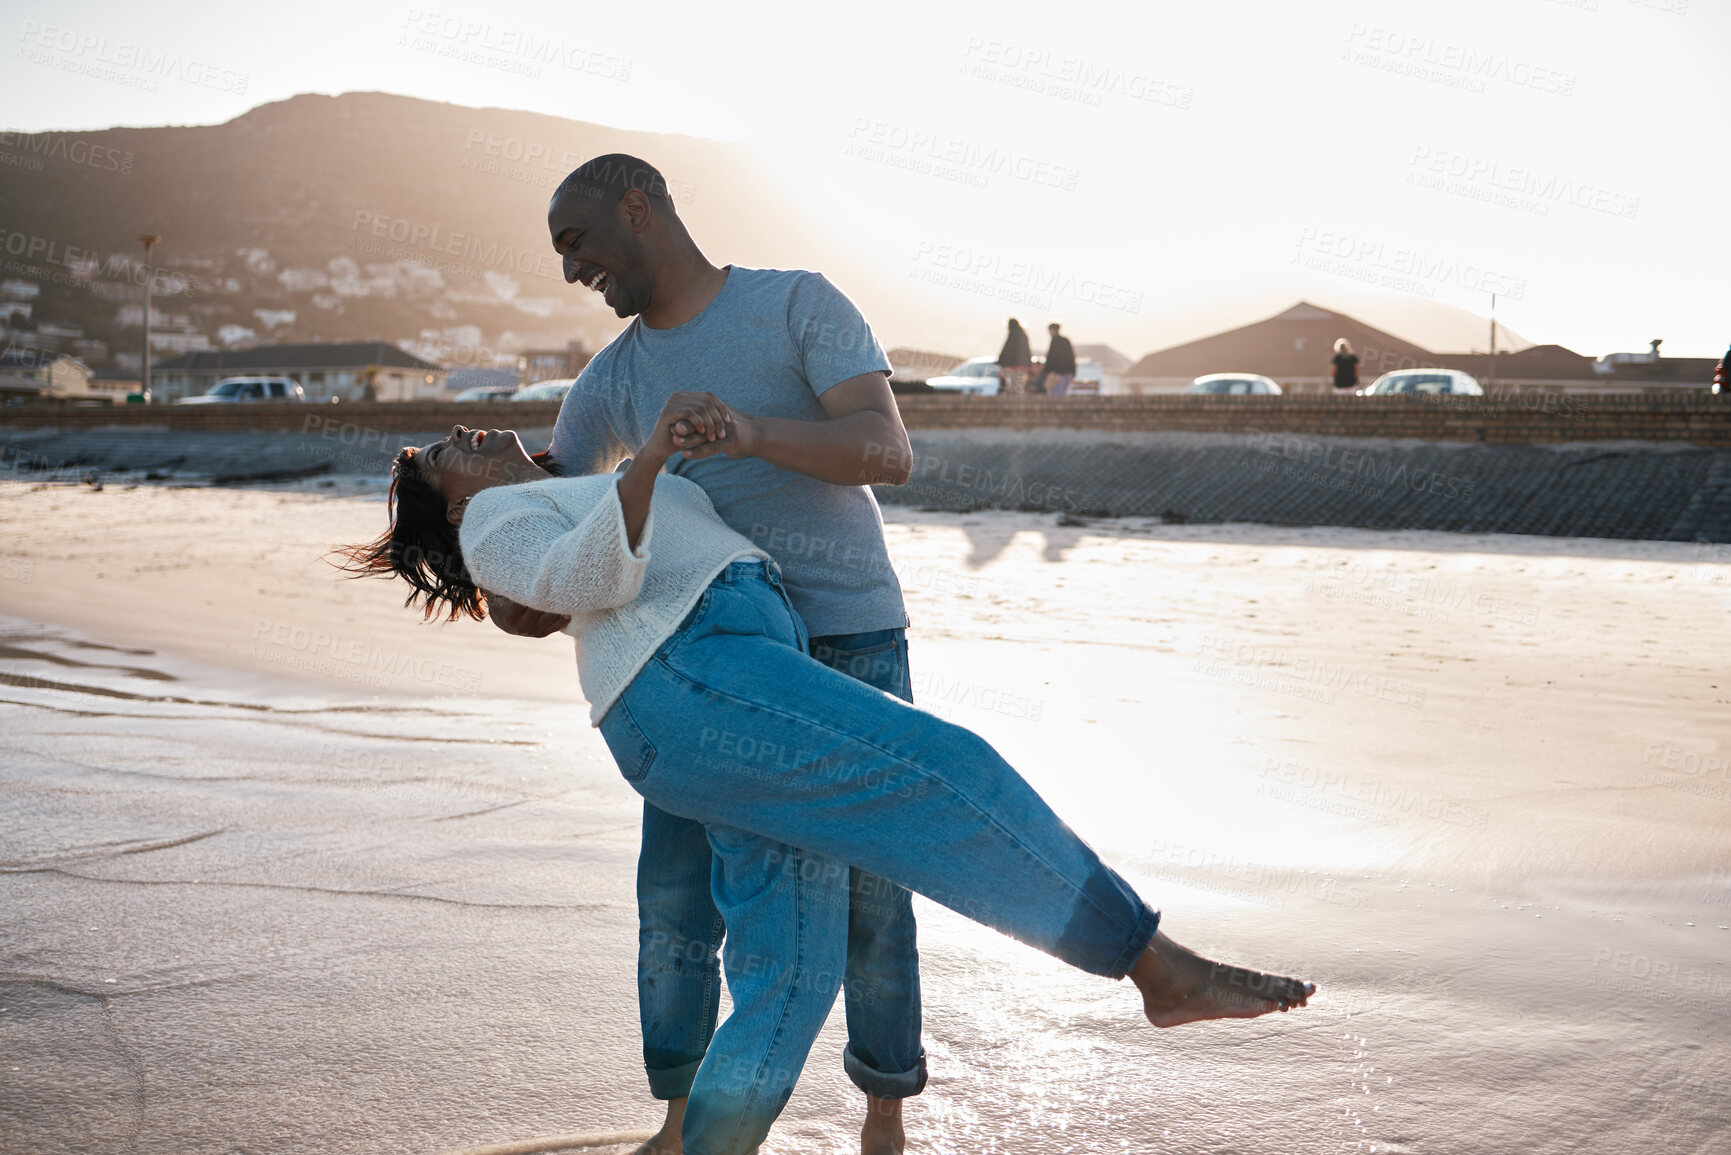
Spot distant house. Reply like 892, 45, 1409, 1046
522, 340, 592, 384
1123, 302, 1434, 393
1124, 304, 1716, 395
87, 374, 142, 403
1072, 344, 1133, 375
153, 342, 446, 402
1428, 344, 1596, 384
0, 348, 94, 403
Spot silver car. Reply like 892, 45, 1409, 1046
175, 376, 306, 404
926, 357, 1002, 396
1187, 373, 1283, 396
511, 378, 577, 403
1360, 369, 1483, 396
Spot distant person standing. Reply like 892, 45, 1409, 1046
1714, 342, 1729, 396
997, 318, 1032, 395
1042, 322, 1076, 396
1330, 339, 1359, 392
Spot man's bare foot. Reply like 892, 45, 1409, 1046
1130, 930, 1315, 1028
631, 1095, 685, 1155
860, 1093, 906, 1155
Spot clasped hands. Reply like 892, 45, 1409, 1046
642, 391, 760, 463
487, 392, 758, 638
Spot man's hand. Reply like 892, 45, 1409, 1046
661, 391, 761, 461
486, 592, 571, 638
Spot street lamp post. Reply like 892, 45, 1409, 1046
139, 235, 160, 402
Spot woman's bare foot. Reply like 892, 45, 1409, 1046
631, 1095, 685, 1155
860, 1094, 906, 1155
1130, 930, 1315, 1027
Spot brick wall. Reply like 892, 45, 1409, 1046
3, 394, 1728, 446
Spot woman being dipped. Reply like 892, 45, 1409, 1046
338, 395, 1314, 1147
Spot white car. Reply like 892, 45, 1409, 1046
1360, 369, 1483, 396
175, 376, 305, 404
511, 378, 577, 403
926, 357, 1002, 396
1187, 373, 1283, 396
1069, 361, 1104, 395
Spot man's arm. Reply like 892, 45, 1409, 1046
670, 372, 914, 486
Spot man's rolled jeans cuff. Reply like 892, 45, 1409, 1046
843, 1044, 927, 1099
646, 1056, 705, 1101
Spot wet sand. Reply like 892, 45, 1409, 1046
2, 478, 1727, 1154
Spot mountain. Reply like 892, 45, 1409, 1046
0, 91, 1536, 373
0, 91, 882, 369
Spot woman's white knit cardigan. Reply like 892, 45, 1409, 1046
458, 472, 769, 723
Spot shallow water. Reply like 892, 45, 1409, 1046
3, 615, 1726, 1154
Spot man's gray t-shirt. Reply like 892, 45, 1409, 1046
546, 265, 907, 637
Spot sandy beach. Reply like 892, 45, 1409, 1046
3, 476, 1728, 1154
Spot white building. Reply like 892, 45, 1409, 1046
152, 341, 448, 403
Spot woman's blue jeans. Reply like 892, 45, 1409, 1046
600, 561, 1160, 1155
633, 626, 927, 1104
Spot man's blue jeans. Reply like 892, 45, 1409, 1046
602, 561, 1160, 1154
634, 627, 926, 1104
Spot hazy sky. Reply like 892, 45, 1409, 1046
6, 0, 1727, 356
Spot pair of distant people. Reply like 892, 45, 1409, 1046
997, 318, 1076, 396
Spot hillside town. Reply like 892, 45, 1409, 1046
0, 238, 1720, 406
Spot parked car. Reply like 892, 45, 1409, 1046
926, 356, 1002, 396
452, 385, 520, 403
1069, 361, 1104, 395
511, 378, 577, 403
1359, 369, 1482, 396
1187, 373, 1283, 396
174, 376, 305, 404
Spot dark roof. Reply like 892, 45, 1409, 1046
154, 342, 441, 373
1430, 344, 1596, 380
1126, 302, 1434, 381
0, 347, 64, 370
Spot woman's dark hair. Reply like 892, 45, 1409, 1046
332, 446, 562, 622
332, 446, 481, 621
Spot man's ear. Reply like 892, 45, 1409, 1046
621, 188, 652, 234
446, 496, 469, 527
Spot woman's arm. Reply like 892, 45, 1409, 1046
461, 483, 652, 617
461, 394, 729, 617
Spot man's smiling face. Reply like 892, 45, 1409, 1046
548, 188, 653, 319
